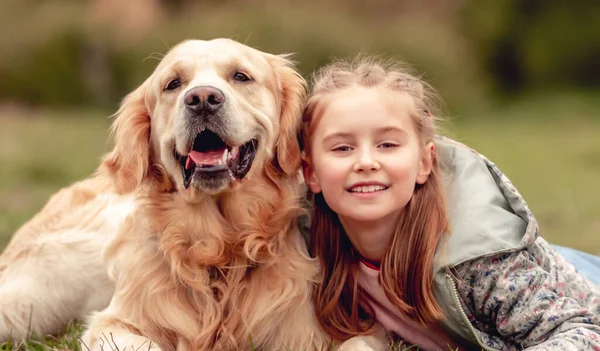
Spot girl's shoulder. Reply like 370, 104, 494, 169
434, 137, 539, 271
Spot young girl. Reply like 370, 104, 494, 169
300, 57, 600, 351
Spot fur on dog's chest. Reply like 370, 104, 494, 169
115, 244, 315, 350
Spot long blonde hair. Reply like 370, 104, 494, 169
300, 56, 450, 340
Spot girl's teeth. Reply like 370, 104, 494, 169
351, 185, 386, 193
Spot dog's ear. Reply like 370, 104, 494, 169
102, 79, 151, 194
272, 55, 307, 177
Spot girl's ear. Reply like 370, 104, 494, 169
416, 142, 435, 185
302, 156, 322, 194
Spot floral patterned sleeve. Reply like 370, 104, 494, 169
453, 238, 600, 350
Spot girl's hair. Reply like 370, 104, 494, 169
300, 56, 450, 340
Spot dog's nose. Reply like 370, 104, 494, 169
184, 86, 225, 114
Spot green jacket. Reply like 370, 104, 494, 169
433, 137, 600, 350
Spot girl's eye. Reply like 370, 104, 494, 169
379, 142, 398, 148
165, 78, 181, 91
333, 146, 352, 152
233, 72, 251, 82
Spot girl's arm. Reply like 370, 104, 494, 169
454, 238, 600, 350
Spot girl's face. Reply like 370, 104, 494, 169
305, 86, 433, 226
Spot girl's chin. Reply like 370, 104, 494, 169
339, 209, 400, 224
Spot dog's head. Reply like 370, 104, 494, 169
102, 39, 306, 197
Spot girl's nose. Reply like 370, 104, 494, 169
353, 151, 381, 173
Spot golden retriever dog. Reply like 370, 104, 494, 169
0, 39, 385, 351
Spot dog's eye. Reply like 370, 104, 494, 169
233, 72, 251, 82
165, 78, 181, 91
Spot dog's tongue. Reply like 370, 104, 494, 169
186, 149, 226, 168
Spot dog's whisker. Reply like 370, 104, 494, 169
159, 37, 171, 51
143, 53, 165, 63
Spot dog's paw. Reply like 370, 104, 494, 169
338, 336, 386, 351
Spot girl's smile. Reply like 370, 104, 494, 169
346, 182, 390, 198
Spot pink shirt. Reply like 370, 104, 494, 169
356, 260, 463, 351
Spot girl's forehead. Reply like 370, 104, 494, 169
309, 88, 416, 139
324, 86, 414, 112
319, 87, 416, 123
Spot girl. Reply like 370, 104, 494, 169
300, 57, 600, 351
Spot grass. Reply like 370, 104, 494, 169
0, 92, 599, 350
0, 107, 111, 249
0, 325, 432, 351
0, 321, 418, 351
0, 322, 83, 351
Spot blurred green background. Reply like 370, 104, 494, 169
0, 0, 599, 253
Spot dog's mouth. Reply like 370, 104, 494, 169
176, 130, 257, 189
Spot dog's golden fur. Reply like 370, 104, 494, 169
0, 173, 124, 341
1, 39, 385, 351
81, 38, 332, 350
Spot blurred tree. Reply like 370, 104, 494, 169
461, 1, 600, 94
0, 0, 597, 111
